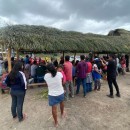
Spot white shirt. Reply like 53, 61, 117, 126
44, 72, 64, 96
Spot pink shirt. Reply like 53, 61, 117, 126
61, 70, 66, 84
63, 61, 72, 81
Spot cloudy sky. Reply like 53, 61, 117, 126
0, 0, 130, 34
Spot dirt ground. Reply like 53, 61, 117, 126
0, 73, 130, 130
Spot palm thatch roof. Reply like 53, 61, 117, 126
0, 25, 130, 53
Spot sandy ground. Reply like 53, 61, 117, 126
0, 73, 130, 130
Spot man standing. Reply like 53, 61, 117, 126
64, 55, 74, 100
76, 55, 87, 97
102, 54, 120, 98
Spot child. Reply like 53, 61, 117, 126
71, 60, 76, 85
57, 65, 66, 85
92, 63, 102, 91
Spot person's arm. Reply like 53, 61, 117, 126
5, 75, 11, 87
76, 63, 80, 73
59, 72, 65, 87
19, 72, 27, 90
100, 59, 107, 67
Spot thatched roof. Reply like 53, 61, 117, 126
0, 25, 130, 53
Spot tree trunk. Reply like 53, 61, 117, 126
8, 47, 12, 72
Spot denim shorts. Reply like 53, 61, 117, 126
48, 93, 64, 106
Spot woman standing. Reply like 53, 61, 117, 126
5, 62, 27, 122
44, 63, 65, 127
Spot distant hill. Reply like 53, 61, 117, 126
108, 29, 130, 36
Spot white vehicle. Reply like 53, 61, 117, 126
70, 56, 80, 62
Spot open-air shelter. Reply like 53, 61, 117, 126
0, 25, 130, 72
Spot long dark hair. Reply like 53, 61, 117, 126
8, 62, 23, 82
47, 63, 57, 77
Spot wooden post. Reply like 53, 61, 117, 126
62, 51, 64, 58
16, 49, 19, 60
8, 47, 12, 72
62, 51, 65, 61
74, 52, 76, 62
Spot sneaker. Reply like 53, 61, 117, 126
116, 93, 121, 97
83, 94, 86, 98
71, 95, 74, 98
107, 94, 114, 98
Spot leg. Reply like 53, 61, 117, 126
94, 80, 98, 90
76, 78, 81, 94
16, 91, 25, 121
107, 79, 113, 96
60, 101, 65, 117
11, 92, 17, 118
112, 78, 120, 95
97, 79, 101, 90
1, 89, 5, 94
82, 78, 87, 97
65, 81, 69, 100
52, 105, 58, 126
69, 81, 74, 97
116, 67, 119, 76
89, 83, 92, 92
86, 83, 89, 93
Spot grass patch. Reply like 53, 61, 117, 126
37, 89, 48, 99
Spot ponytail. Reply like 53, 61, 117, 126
47, 63, 57, 77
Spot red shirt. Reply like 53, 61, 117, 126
63, 61, 72, 81
86, 62, 92, 73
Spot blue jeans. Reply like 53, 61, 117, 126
10, 90, 26, 121
37, 76, 44, 83
76, 78, 87, 96
86, 83, 92, 92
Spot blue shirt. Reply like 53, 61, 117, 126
92, 71, 101, 81
5, 71, 27, 91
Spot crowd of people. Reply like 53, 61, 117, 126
0, 53, 129, 127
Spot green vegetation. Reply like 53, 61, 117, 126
37, 89, 48, 99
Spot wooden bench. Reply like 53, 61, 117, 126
1, 87, 10, 94
0, 82, 47, 94
27, 83, 47, 88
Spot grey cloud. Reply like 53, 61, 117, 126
0, 0, 130, 22
61, 0, 130, 22
0, 0, 130, 34
0, 0, 68, 20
